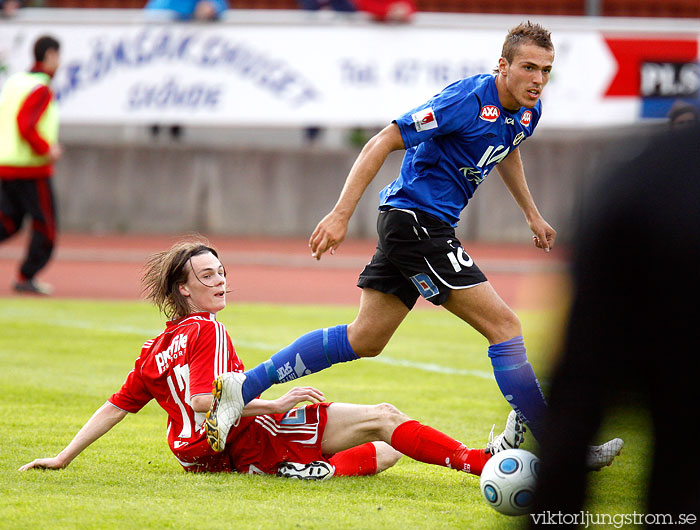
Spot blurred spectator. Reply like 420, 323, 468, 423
531, 126, 700, 524
1, 0, 23, 18
298, 0, 415, 22
0, 36, 62, 296
144, 0, 229, 21
355, 0, 415, 22
668, 100, 700, 129
298, 0, 356, 12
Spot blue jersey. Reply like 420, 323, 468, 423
383, 74, 541, 227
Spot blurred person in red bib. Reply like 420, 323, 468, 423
0, 35, 62, 296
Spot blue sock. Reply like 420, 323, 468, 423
241, 325, 358, 404
488, 336, 547, 441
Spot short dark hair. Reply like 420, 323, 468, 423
501, 21, 553, 64
33, 35, 60, 63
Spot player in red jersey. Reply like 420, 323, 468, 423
19, 239, 523, 478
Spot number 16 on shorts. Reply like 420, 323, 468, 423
447, 247, 474, 272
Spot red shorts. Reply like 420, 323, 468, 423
175, 402, 377, 476
171, 405, 329, 474
226, 402, 330, 475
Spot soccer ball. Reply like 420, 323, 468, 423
480, 449, 539, 516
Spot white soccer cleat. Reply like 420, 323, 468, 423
586, 438, 624, 471
277, 461, 335, 481
486, 410, 526, 455
205, 372, 246, 453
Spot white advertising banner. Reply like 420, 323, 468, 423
1, 20, 698, 127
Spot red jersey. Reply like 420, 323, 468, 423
109, 312, 344, 475
108, 312, 253, 470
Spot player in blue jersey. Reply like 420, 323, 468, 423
206, 21, 622, 470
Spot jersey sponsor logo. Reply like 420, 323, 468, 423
513, 131, 526, 146
520, 110, 532, 126
411, 107, 438, 132
459, 166, 485, 185
155, 333, 188, 374
504, 117, 515, 125
479, 105, 500, 122
410, 273, 440, 299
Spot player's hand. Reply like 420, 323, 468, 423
309, 211, 349, 261
19, 457, 66, 471
48, 143, 63, 163
273, 387, 325, 414
529, 218, 556, 252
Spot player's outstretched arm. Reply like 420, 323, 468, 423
496, 147, 557, 252
241, 386, 325, 417
19, 402, 127, 471
309, 123, 405, 260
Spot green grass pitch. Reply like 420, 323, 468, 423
0, 298, 650, 529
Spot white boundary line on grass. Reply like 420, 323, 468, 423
368, 356, 493, 380
1, 313, 492, 380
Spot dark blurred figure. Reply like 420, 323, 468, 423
668, 100, 700, 129
144, 0, 229, 21
531, 127, 700, 525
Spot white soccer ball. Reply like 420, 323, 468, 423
480, 449, 539, 516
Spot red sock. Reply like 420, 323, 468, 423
328, 442, 378, 476
390, 420, 489, 475
452, 445, 491, 476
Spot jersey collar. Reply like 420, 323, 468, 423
167, 312, 216, 327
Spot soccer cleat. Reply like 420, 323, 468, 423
205, 372, 247, 453
486, 410, 526, 455
586, 438, 624, 471
277, 461, 335, 481
13, 279, 53, 296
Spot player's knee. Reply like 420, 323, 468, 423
488, 310, 522, 344
372, 403, 408, 438
374, 442, 403, 473
347, 323, 387, 357
503, 312, 522, 337
376, 402, 403, 417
